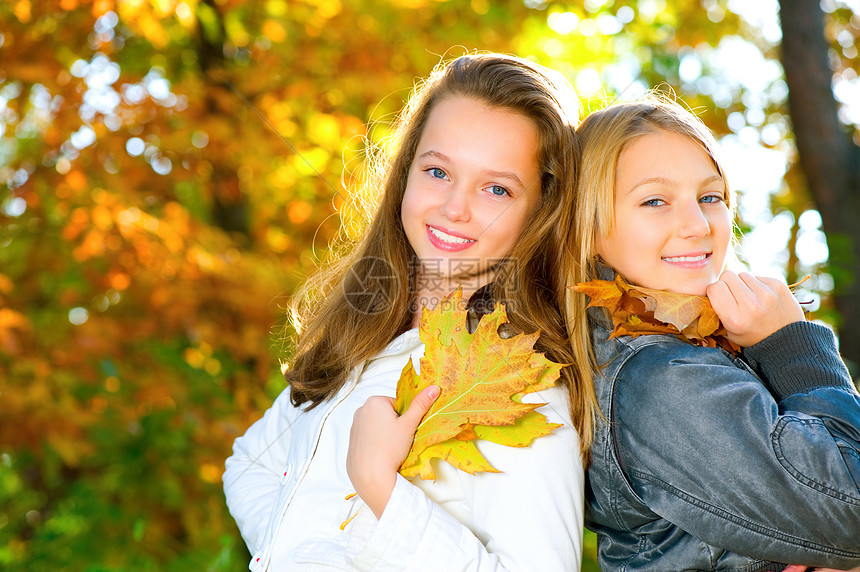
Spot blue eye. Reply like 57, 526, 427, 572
700, 194, 723, 204
642, 198, 664, 207
489, 185, 509, 197
429, 167, 447, 179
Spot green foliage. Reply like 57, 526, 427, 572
0, 0, 857, 569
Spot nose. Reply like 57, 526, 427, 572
440, 186, 471, 222
678, 200, 710, 239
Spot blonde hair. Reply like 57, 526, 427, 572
287, 52, 597, 463
567, 94, 735, 407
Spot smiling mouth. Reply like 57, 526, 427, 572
428, 226, 475, 245
662, 253, 709, 263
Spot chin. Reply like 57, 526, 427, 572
685, 285, 710, 297
663, 283, 708, 297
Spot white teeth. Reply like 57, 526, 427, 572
429, 227, 473, 244
663, 254, 708, 263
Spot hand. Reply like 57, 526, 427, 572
346, 385, 440, 519
706, 271, 805, 348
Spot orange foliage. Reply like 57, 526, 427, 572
573, 276, 741, 355
2, 0, 823, 569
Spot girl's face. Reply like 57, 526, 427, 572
595, 129, 731, 296
401, 96, 542, 291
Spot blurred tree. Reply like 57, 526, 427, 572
0, 0, 593, 569
779, 0, 860, 369
533, 0, 859, 373
0, 0, 856, 570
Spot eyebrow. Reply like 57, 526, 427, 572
417, 150, 526, 188
627, 174, 723, 194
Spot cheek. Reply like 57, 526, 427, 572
508, 206, 530, 233
710, 209, 733, 245
594, 233, 611, 260
719, 210, 733, 235
598, 224, 646, 271
595, 216, 632, 259
714, 212, 734, 258
400, 186, 422, 227
596, 204, 628, 259
499, 203, 533, 241
480, 208, 527, 257
484, 220, 518, 252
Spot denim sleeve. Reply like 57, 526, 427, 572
613, 325, 860, 568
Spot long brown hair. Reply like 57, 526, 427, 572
287, 52, 596, 462
567, 94, 734, 416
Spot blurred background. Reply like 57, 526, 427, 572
1, 0, 858, 570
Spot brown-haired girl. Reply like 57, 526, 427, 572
224, 53, 596, 571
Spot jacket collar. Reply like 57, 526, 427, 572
375, 327, 422, 359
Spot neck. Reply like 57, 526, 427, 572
411, 270, 494, 327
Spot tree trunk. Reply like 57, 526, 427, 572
196, 0, 251, 238
778, 0, 860, 376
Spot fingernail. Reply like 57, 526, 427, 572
427, 385, 440, 399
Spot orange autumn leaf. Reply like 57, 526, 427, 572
395, 288, 563, 480
633, 286, 722, 338
572, 276, 741, 355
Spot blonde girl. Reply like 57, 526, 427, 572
224, 53, 597, 571
568, 95, 860, 571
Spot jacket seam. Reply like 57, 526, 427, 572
771, 418, 860, 505
840, 442, 860, 464
605, 343, 655, 571
261, 372, 362, 571
605, 346, 650, 534
628, 467, 860, 558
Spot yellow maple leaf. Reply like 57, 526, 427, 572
396, 288, 563, 480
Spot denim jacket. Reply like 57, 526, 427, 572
584, 299, 860, 571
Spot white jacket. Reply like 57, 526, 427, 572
223, 328, 584, 571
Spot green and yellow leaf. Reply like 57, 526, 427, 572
396, 288, 563, 480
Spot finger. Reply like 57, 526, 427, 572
755, 275, 788, 294
400, 385, 440, 430
737, 271, 767, 291
706, 278, 735, 310
718, 270, 751, 299
718, 269, 738, 283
